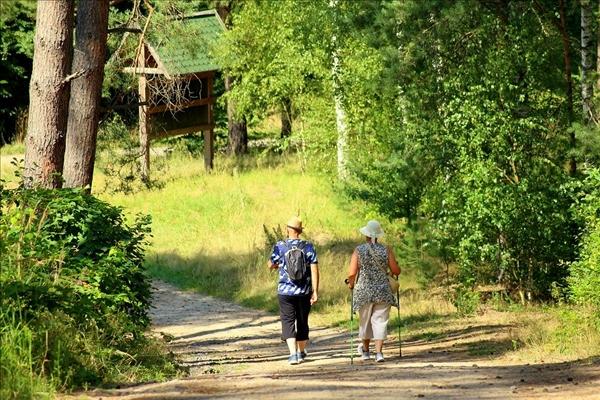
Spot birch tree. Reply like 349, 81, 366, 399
23, 0, 74, 188
329, 0, 349, 180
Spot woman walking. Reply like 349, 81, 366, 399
346, 220, 401, 362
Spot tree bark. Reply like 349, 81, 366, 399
63, 0, 110, 189
23, 0, 74, 188
226, 73, 248, 155
218, 2, 248, 156
597, 1, 600, 96
331, 38, 349, 180
281, 97, 292, 138
558, 0, 576, 174
330, 0, 349, 180
581, 0, 594, 123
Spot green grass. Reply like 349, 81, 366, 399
0, 319, 54, 400
1, 142, 25, 155
98, 152, 423, 326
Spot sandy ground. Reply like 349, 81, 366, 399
75, 281, 599, 399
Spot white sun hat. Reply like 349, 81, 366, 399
359, 220, 384, 238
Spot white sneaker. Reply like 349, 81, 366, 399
357, 344, 370, 360
375, 352, 384, 362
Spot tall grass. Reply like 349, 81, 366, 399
0, 317, 54, 400
98, 152, 431, 326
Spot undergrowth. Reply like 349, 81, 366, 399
0, 184, 180, 399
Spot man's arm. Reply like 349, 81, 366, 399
310, 263, 319, 305
269, 244, 280, 270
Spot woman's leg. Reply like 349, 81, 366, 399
358, 303, 374, 352
371, 303, 391, 353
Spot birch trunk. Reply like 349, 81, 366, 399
329, 0, 348, 181
63, 0, 110, 189
23, 0, 74, 188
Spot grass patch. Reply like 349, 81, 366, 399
0, 142, 25, 155
97, 151, 445, 328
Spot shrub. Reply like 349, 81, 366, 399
569, 169, 600, 312
0, 184, 178, 396
452, 285, 481, 316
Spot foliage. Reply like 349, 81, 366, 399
96, 114, 167, 193
0, 183, 178, 395
216, 0, 331, 122
0, 0, 35, 144
343, 0, 583, 299
569, 168, 600, 311
452, 286, 481, 316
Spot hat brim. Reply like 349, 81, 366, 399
359, 226, 383, 238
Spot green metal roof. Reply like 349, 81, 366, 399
148, 10, 225, 76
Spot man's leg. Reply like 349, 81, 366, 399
278, 295, 297, 356
296, 294, 312, 353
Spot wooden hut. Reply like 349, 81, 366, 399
124, 10, 225, 177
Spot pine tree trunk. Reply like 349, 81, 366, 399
281, 97, 292, 138
23, 0, 74, 188
63, 0, 109, 189
597, 1, 600, 96
558, 0, 576, 174
581, 0, 594, 123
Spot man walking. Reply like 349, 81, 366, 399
269, 216, 319, 365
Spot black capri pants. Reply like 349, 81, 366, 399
278, 294, 312, 341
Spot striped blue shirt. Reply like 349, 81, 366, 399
270, 239, 318, 296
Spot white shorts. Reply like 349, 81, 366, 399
358, 302, 391, 340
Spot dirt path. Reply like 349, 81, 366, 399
82, 281, 599, 399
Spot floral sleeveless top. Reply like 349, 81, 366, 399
352, 243, 397, 312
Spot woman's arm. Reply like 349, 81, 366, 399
347, 249, 359, 289
387, 246, 401, 276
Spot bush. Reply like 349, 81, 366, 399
452, 285, 481, 316
0, 184, 178, 396
569, 169, 600, 312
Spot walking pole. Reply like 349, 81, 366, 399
397, 280, 402, 358
345, 278, 354, 365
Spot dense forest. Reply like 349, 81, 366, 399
1, 0, 599, 398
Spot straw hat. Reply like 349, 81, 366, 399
359, 220, 384, 238
286, 216, 303, 232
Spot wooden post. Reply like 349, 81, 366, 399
204, 129, 214, 171
204, 74, 214, 171
138, 45, 150, 182
207, 75, 214, 125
